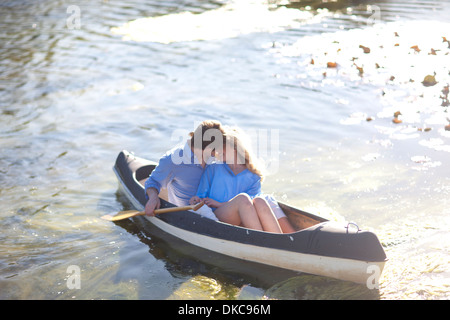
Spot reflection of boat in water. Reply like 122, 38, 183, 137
113, 150, 387, 285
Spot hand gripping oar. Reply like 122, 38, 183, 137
101, 201, 204, 221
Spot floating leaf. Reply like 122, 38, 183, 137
393, 111, 402, 124
359, 45, 370, 53
422, 74, 437, 87
445, 125, 450, 131
327, 62, 337, 68
410, 45, 421, 52
358, 67, 364, 75
354, 63, 364, 75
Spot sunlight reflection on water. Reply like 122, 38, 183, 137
111, 0, 328, 43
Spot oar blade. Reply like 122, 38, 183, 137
101, 214, 115, 221
101, 210, 143, 221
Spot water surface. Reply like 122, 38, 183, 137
1, 0, 449, 300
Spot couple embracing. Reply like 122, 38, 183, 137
144, 120, 295, 234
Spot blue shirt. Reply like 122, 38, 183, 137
145, 142, 208, 206
196, 163, 261, 209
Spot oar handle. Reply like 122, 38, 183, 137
102, 202, 204, 221
154, 205, 197, 215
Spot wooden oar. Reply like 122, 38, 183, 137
101, 201, 204, 221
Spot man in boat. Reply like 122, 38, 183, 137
144, 120, 226, 217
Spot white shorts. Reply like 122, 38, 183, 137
190, 205, 219, 221
263, 194, 286, 220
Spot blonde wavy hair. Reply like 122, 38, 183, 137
223, 126, 264, 180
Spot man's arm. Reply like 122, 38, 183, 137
145, 187, 161, 216
144, 154, 173, 216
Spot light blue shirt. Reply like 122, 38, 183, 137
196, 163, 261, 210
145, 142, 208, 206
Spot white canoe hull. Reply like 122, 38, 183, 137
114, 162, 385, 285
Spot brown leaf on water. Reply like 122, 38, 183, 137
375, 63, 380, 69
327, 62, 337, 68
445, 125, 450, 131
394, 32, 399, 37
356, 66, 364, 76
310, 58, 315, 65
359, 45, 370, 53
422, 74, 437, 87
410, 45, 421, 53
442, 84, 449, 95
429, 48, 438, 55
393, 111, 402, 124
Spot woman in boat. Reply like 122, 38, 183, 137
190, 127, 291, 233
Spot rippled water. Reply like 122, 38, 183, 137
1, 0, 449, 300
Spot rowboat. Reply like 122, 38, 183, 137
112, 150, 387, 285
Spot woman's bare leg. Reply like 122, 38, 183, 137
252, 197, 282, 233
278, 217, 296, 233
214, 193, 263, 231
